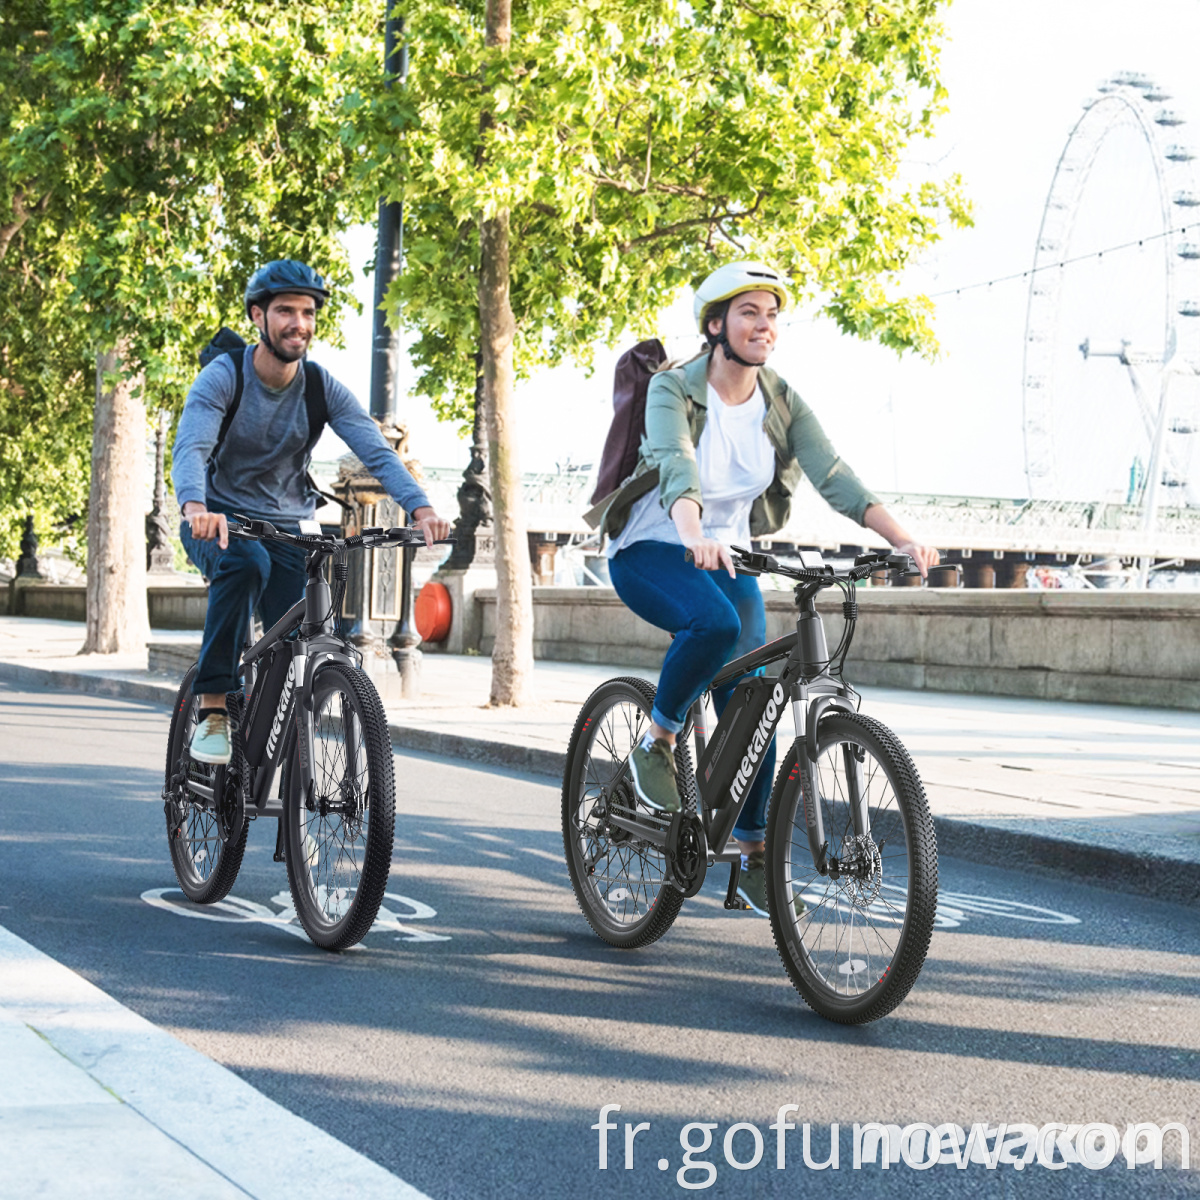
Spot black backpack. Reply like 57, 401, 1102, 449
199, 327, 327, 462
589, 337, 667, 505
198, 327, 349, 511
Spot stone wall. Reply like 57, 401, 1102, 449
11, 583, 208, 628
477, 586, 1200, 710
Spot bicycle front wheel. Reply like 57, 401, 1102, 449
163, 665, 247, 904
766, 712, 938, 1024
282, 662, 395, 951
562, 677, 688, 949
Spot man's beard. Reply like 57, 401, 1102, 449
265, 330, 310, 363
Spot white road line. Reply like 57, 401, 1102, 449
0, 923, 433, 1200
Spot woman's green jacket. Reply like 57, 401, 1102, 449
585, 350, 878, 541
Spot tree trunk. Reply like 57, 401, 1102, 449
82, 346, 149, 653
479, 0, 532, 705
480, 208, 534, 705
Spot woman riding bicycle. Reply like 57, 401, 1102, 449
596, 261, 939, 915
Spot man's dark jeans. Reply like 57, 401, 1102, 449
179, 517, 308, 696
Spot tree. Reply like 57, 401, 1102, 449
0, 0, 381, 647
0, 267, 93, 563
360, 0, 970, 703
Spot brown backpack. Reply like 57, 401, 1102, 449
589, 338, 668, 504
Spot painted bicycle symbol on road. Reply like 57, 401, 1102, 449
793, 885, 1082, 929
142, 887, 452, 944
933, 889, 1082, 928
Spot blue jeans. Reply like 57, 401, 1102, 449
180, 517, 308, 696
608, 540, 776, 843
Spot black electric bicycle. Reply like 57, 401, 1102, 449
162, 518, 445, 951
562, 548, 940, 1024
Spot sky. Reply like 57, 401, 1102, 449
310, 0, 1200, 505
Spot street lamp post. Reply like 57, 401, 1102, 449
444, 352, 493, 570
368, 4, 422, 697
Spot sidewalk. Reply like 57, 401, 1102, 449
0, 922, 429, 1199
1, 615, 1198, 905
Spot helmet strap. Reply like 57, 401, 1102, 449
259, 329, 291, 362
256, 299, 302, 363
716, 320, 759, 369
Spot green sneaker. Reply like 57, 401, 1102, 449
737, 851, 769, 916
189, 710, 232, 765
628, 735, 680, 813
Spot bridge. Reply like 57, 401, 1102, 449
410, 466, 1200, 566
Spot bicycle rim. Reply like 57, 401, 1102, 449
284, 664, 394, 950
767, 713, 937, 1023
562, 677, 684, 948
164, 673, 246, 903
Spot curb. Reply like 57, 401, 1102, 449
931, 817, 1200, 908
3, 659, 1197, 907
386, 722, 566, 780
0, 660, 179, 707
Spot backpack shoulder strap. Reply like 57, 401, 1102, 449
302, 360, 328, 452
207, 350, 245, 466
299, 360, 351, 511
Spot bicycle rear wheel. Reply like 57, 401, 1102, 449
282, 662, 395, 951
765, 712, 937, 1024
163, 665, 247, 904
562, 677, 690, 949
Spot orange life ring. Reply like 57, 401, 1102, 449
415, 580, 452, 643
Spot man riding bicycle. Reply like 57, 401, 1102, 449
595, 261, 939, 916
171, 259, 450, 766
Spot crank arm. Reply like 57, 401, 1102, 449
606, 811, 670, 848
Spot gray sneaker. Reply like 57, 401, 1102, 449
628, 736, 680, 813
189, 711, 232, 765
737, 851, 769, 916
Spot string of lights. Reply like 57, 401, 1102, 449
926, 222, 1196, 299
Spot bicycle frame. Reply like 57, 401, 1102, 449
195, 519, 444, 835
604, 548, 921, 896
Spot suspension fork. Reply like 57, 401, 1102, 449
291, 645, 316, 807
797, 746, 828, 875
340, 692, 359, 785
792, 695, 828, 875
843, 742, 870, 837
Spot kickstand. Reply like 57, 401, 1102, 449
273, 818, 286, 863
724, 858, 749, 910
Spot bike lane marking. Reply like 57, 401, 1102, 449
792, 884, 1083, 930
141, 888, 453, 944
0, 921, 433, 1200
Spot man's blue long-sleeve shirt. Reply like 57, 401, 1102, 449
171, 347, 430, 522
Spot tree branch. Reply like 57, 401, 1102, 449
0, 189, 47, 264
591, 173, 710, 199
618, 194, 765, 250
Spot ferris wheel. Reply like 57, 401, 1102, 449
1022, 73, 1200, 508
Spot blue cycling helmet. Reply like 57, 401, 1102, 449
243, 260, 331, 319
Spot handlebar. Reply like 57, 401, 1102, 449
682, 545, 922, 585
727, 546, 920, 584
228, 515, 455, 552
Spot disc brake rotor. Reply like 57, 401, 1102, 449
845, 834, 882, 906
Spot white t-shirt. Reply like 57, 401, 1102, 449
606, 382, 776, 557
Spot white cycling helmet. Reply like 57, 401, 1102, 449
693, 260, 791, 333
